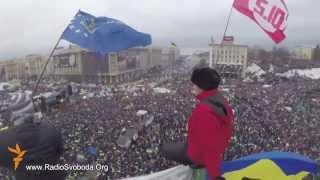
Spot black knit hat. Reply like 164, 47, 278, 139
191, 67, 221, 90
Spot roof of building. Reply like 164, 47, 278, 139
210, 43, 248, 48
53, 46, 156, 56
53, 46, 87, 56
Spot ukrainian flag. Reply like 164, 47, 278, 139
193, 152, 319, 180
170, 42, 177, 48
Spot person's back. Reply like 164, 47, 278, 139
187, 88, 233, 178
0, 118, 66, 180
161, 67, 234, 180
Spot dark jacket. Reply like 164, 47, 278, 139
187, 89, 234, 179
0, 120, 66, 180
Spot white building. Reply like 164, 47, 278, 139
209, 37, 248, 78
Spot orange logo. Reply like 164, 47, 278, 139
8, 144, 27, 170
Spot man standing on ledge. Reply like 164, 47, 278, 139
162, 67, 234, 180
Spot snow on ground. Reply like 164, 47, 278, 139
153, 87, 170, 94
263, 84, 272, 88
245, 63, 266, 77
277, 68, 320, 80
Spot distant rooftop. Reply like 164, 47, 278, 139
210, 43, 248, 48
53, 45, 87, 56
53, 45, 163, 56
209, 36, 248, 48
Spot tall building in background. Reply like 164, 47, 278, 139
209, 36, 248, 78
292, 47, 314, 60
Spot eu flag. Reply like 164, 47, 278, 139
62, 10, 152, 53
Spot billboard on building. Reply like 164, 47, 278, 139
118, 50, 140, 72
223, 36, 234, 44
54, 54, 77, 68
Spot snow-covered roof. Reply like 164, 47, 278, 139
277, 68, 320, 79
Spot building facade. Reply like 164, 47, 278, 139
0, 55, 49, 82
25, 54, 48, 80
51, 46, 177, 84
0, 45, 178, 84
51, 46, 87, 82
0, 61, 6, 81
0, 59, 26, 81
209, 37, 248, 78
292, 47, 314, 60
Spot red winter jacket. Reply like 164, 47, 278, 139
187, 89, 234, 179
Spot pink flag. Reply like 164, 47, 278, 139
233, 0, 289, 43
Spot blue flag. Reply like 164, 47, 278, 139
87, 147, 97, 156
62, 10, 152, 53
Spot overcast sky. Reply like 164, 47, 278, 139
0, 0, 319, 59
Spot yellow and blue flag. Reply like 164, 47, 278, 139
62, 10, 152, 53
193, 152, 318, 180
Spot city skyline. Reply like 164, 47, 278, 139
0, 0, 319, 59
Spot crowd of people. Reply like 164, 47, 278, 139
0, 60, 319, 179
226, 77, 320, 161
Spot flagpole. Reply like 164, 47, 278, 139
222, 3, 234, 43
32, 9, 81, 95
220, 1, 234, 161
209, 37, 214, 68
32, 35, 63, 96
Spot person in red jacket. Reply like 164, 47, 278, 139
161, 67, 234, 180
